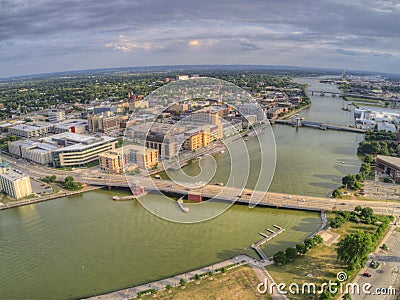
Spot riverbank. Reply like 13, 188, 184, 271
0, 184, 104, 211
279, 103, 311, 120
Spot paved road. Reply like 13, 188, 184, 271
352, 225, 400, 300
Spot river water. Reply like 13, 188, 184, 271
0, 78, 362, 299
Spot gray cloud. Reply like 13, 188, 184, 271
0, 0, 399, 77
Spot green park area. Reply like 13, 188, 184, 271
266, 208, 393, 300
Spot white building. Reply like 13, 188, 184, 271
0, 170, 32, 199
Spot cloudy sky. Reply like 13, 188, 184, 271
1, 0, 399, 77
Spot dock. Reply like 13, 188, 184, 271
251, 225, 285, 260
176, 197, 189, 212
112, 195, 137, 201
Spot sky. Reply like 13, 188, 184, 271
1, 0, 399, 77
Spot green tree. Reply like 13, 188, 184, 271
342, 293, 352, 300
359, 163, 371, 176
361, 207, 374, 219
273, 251, 287, 265
342, 174, 362, 190
337, 230, 375, 270
65, 176, 74, 183
332, 188, 342, 198
166, 284, 172, 291
179, 279, 186, 286
355, 205, 362, 212
312, 235, 323, 244
304, 238, 316, 249
296, 243, 307, 255
363, 155, 373, 164
285, 247, 297, 261
371, 141, 381, 154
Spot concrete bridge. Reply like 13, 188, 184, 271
273, 119, 366, 134
308, 90, 342, 97
78, 175, 399, 216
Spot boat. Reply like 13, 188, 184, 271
220, 150, 225, 154
341, 104, 351, 112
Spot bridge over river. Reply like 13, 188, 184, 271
272, 119, 366, 134
78, 175, 399, 216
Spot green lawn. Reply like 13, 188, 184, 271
266, 213, 381, 300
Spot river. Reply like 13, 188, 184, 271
0, 77, 361, 299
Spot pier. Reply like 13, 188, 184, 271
112, 195, 137, 201
176, 197, 189, 212
251, 225, 285, 260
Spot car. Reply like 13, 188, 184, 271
363, 272, 372, 277
300, 198, 306, 202
370, 260, 380, 269
97, 176, 102, 178
285, 195, 292, 199
340, 202, 346, 205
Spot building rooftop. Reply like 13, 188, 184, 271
377, 155, 400, 168
1, 169, 28, 181
45, 132, 117, 152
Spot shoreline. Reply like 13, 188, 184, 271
279, 103, 311, 120
0, 185, 104, 211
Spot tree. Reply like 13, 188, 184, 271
166, 284, 172, 291
65, 176, 74, 183
332, 188, 341, 198
273, 251, 287, 265
370, 141, 381, 154
360, 163, 371, 175
354, 206, 362, 212
312, 235, 323, 244
337, 230, 375, 270
342, 293, 352, 300
296, 243, 307, 255
363, 155, 373, 164
304, 238, 316, 249
50, 175, 57, 182
361, 207, 374, 219
342, 174, 362, 190
285, 247, 297, 261
179, 279, 186, 286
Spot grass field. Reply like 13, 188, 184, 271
139, 266, 270, 300
266, 213, 380, 299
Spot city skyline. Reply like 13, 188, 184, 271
1, 0, 400, 77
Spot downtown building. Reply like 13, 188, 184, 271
0, 169, 32, 199
47, 132, 118, 167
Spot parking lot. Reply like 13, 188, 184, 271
363, 180, 400, 201
352, 225, 400, 300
